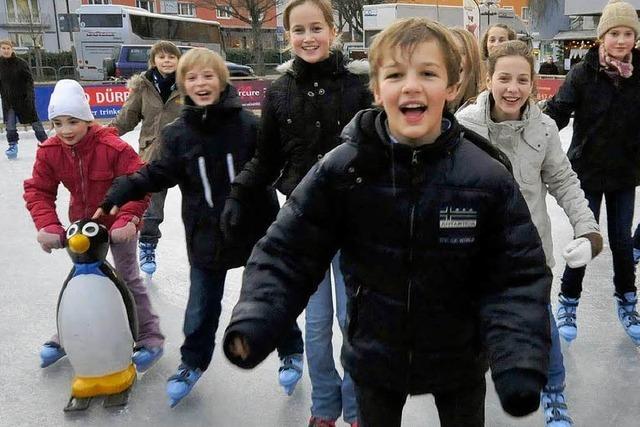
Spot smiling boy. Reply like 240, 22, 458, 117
223, 18, 552, 427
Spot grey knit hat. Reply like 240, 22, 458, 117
597, 0, 640, 39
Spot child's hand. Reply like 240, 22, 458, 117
228, 335, 250, 361
92, 205, 119, 218
37, 225, 66, 253
562, 237, 592, 268
110, 216, 140, 244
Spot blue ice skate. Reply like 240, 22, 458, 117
541, 390, 573, 426
138, 242, 157, 276
132, 346, 163, 373
616, 292, 640, 345
40, 341, 66, 368
278, 353, 303, 396
166, 364, 202, 407
5, 143, 17, 160
556, 295, 579, 342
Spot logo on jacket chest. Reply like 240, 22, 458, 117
439, 207, 477, 229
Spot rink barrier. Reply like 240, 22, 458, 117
1, 76, 565, 129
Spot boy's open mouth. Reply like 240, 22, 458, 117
195, 90, 212, 97
400, 103, 427, 121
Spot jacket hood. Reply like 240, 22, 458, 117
276, 50, 369, 78
456, 90, 545, 149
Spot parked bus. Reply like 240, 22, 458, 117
75, 4, 225, 80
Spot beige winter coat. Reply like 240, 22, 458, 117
110, 72, 182, 163
456, 91, 599, 267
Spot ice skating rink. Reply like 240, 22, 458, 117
1, 122, 639, 426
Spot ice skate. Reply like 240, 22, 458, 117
556, 295, 579, 342
166, 363, 202, 407
541, 389, 573, 426
132, 346, 163, 373
308, 417, 337, 427
616, 292, 640, 345
5, 143, 17, 160
40, 341, 66, 368
278, 353, 303, 396
138, 242, 157, 276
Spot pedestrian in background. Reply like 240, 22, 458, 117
539, 56, 561, 75
0, 39, 47, 159
111, 40, 182, 277
545, 0, 640, 346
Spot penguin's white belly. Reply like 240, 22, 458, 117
58, 274, 133, 377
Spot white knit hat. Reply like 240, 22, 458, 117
597, 0, 640, 39
48, 79, 94, 121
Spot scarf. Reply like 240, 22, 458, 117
599, 43, 634, 82
151, 68, 176, 103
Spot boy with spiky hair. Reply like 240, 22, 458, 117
223, 18, 551, 426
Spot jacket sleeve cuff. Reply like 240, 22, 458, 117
223, 319, 277, 369
111, 214, 133, 231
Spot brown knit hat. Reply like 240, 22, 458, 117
597, 0, 640, 39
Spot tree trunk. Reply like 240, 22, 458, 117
34, 45, 43, 80
251, 20, 265, 76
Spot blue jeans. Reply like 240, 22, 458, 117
139, 189, 167, 245
561, 188, 636, 298
546, 305, 565, 391
4, 108, 47, 144
305, 252, 357, 423
181, 267, 227, 371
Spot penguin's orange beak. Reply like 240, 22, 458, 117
68, 234, 90, 254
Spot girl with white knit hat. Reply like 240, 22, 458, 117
23, 79, 165, 372
545, 0, 640, 347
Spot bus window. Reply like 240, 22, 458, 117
80, 14, 123, 28
130, 15, 151, 39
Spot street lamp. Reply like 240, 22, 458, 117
480, 0, 499, 28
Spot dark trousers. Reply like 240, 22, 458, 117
139, 189, 167, 245
354, 378, 486, 427
561, 188, 636, 298
276, 321, 304, 359
181, 267, 227, 371
181, 267, 303, 371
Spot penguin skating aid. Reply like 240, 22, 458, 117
56, 220, 139, 412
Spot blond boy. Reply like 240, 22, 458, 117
223, 19, 551, 426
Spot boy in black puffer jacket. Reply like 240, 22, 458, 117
223, 18, 552, 427
95, 48, 279, 408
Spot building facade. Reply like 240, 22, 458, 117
0, 0, 82, 52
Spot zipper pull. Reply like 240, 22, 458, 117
411, 150, 418, 165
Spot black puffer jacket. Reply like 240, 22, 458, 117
224, 109, 551, 394
231, 51, 372, 199
545, 45, 640, 191
102, 86, 279, 269
0, 53, 39, 123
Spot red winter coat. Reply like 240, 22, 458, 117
24, 125, 149, 232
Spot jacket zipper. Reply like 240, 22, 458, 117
407, 149, 419, 375
72, 147, 89, 218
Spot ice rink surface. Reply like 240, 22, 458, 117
1, 122, 639, 426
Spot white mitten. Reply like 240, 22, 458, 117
562, 237, 592, 268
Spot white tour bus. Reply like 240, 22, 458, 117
75, 5, 225, 80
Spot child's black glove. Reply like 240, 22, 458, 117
220, 197, 244, 241
494, 368, 546, 417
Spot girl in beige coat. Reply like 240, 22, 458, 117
111, 41, 182, 276
456, 41, 602, 427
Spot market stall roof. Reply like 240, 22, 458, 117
553, 29, 597, 40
